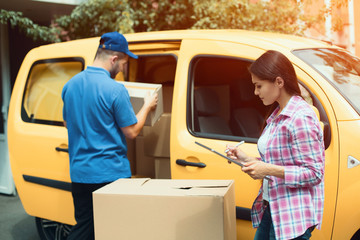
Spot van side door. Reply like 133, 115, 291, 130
171, 39, 265, 239
8, 39, 98, 225
171, 39, 339, 240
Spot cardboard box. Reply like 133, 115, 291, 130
120, 81, 163, 126
93, 179, 236, 240
155, 158, 171, 179
125, 137, 136, 174
143, 113, 171, 157
135, 136, 155, 178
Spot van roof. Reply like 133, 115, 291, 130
123, 29, 332, 51
33, 30, 339, 57
55, 29, 332, 53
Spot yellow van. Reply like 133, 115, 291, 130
8, 30, 360, 240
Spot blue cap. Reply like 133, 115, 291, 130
99, 32, 138, 59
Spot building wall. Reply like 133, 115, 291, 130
303, 0, 360, 58
331, 1, 349, 49
303, 0, 327, 40
329, 0, 360, 57
354, 0, 360, 57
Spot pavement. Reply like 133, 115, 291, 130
0, 193, 39, 240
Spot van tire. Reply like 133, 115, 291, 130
35, 217, 72, 240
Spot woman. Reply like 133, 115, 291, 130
226, 50, 325, 240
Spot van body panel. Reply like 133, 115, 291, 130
8, 30, 360, 239
292, 67, 339, 240
292, 60, 360, 121
171, 38, 340, 239
8, 43, 97, 224
332, 120, 360, 240
124, 30, 329, 50
170, 39, 266, 239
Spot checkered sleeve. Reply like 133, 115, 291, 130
284, 113, 325, 188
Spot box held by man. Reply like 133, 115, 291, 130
120, 81, 163, 126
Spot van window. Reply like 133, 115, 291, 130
188, 56, 269, 142
293, 48, 360, 115
187, 55, 331, 148
22, 58, 84, 126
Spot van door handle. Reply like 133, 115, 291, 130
55, 147, 69, 153
176, 159, 206, 168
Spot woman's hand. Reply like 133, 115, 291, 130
241, 161, 269, 180
225, 144, 285, 180
225, 144, 250, 162
242, 161, 285, 180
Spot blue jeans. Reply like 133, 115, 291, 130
254, 206, 315, 240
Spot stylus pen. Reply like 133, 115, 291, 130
195, 141, 273, 182
224, 140, 245, 153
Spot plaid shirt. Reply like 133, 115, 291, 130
252, 96, 325, 240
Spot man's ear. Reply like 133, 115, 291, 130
275, 77, 284, 88
110, 55, 118, 64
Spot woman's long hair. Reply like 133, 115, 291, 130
248, 50, 301, 130
249, 50, 301, 96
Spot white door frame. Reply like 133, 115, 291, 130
0, 24, 16, 195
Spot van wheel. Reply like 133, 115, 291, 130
35, 217, 72, 240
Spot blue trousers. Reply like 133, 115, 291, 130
67, 182, 110, 240
254, 205, 315, 240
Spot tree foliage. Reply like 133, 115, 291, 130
56, 0, 323, 38
53, 0, 134, 41
131, 0, 196, 32
0, 9, 58, 42
0, 0, 350, 43
190, 0, 311, 35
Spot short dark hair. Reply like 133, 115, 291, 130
95, 48, 127, 60
249, 50, 301, 96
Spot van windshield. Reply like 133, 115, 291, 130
293, 48, 360, 115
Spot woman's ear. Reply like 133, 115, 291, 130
275, 77, 284, 88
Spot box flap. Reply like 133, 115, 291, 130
94, 179, 234, 197
168, 180, 233, 189
93, 178, 150, 194
141, 179, 232, 189
140, 179, 233, 197
119, 81, 161, 97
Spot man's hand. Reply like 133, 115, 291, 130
121, 92, 158, 140
144, 91, 158, 111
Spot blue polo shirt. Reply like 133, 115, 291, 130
62, 66, 137, 183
